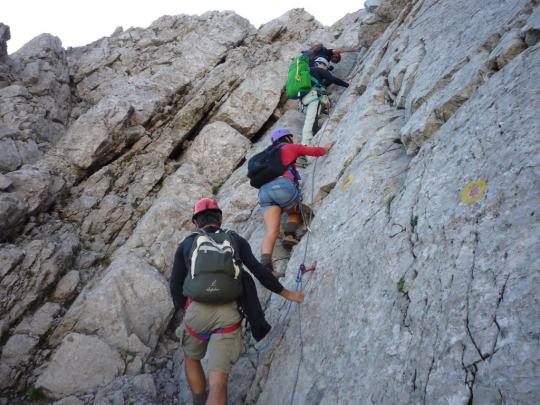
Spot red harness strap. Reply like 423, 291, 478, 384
184, 321, 241, 342
184, 297, 193, 310
183, 298, 241, 342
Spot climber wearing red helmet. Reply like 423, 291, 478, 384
331, 51, 342, 63
304, 42, 361, 66
170, 198, 304, 405
191, 197, 221, 220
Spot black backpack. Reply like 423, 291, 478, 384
182, 229, 243, 304
247, 144, 288, 189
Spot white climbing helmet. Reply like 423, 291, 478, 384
314, 57, 329, 66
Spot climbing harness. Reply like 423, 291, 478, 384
182, 297, 242, 341
184, 321, 242, 342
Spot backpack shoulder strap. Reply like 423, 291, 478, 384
222, 229, 244, 277
221, 229, 241, 258
184, 231, 202, 269
188, 230, 209, 279
222, 229, 242, 264
311, 75, 322, 88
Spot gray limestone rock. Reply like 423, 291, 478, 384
179, 121, 251, 185
52, 270, 80, 302
0, 164, 67, 239
212, 61, 286, 137
94, 374, 157, 405
53, 396, 84, 405
357, 0, 411, 47
0, 1, 539, 403
0, 173, 11, 190
36, 333, 125, 399
51, 255, 173, 362
0, 124, 40, 173
400, 52, 491, 155
0, 319, 8, 340
254, 2, 540, 403
0, 232, 78, 323
0, 201, 24, 238
0, 23, 10, 59
57, 96, 145, 171
0, 244, 25, 278
74, 251, 103, 269
0, 33, 72, 163
489, 29, 527, 70
521, 3, 540, 46
0, 331, 40, 388
1, 333, 39, 366
14, 302, 61, 336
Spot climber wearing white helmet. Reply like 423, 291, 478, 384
300, 56, 349, 155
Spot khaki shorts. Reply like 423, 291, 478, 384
177, 301, 242, 373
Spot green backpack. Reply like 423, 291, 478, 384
183, 229, 243, 304
285, 55, 312, 99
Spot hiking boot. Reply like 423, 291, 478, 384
296, 226, 308, 239
281, 234, 300, 250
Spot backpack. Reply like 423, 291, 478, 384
247, 144, 288, 188
183, 229, 243, 304
285, 55, 312, 99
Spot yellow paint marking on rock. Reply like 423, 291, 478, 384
460, 179, 487, 204
341, 174, 354, 190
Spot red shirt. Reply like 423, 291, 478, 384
280, 143, 326, 181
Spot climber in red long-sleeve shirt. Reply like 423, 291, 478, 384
258, 128, 332, 276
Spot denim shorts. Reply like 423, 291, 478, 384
258, 177, 300, 213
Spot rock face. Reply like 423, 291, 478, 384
0, 33, 71, 173
253, 1, 540, 404
1, 1, 539, 403
35, 333, 125, 398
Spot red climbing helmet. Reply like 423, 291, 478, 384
192, 198, 222, 222
331, 51, 341, 63
270, 128, 293, 143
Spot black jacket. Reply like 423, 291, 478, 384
310, 67, 349, 88
170, 228, 284, 341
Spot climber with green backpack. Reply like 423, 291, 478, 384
170, 198, 304, 405
285, 54, 312, 99
300, 57, 349, 150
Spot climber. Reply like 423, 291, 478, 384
300, 57, 349, 149
258, 128, 332, 274
169, 198, 304, 405
304, 42, 361, 67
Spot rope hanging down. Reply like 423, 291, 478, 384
250, 113, 333, 402
288, 117, 330, 405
